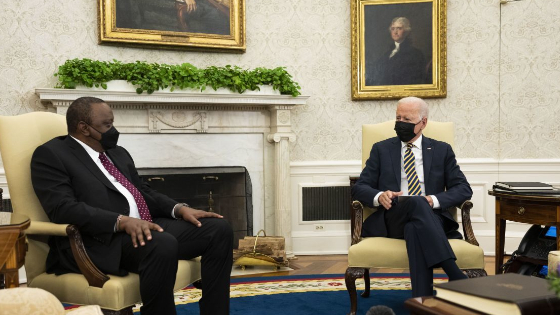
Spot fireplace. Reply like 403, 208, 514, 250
138, 166, 252, 248
35, 87, 308, 255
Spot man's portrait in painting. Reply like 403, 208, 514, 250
364, 3, 433, 86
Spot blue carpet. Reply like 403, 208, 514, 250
169, 274, 447, 315
65, 273, 448, 314
219, 289, 409, 315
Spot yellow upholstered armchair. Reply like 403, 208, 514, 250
345, 121, 487, 315
0, 112, 201, 314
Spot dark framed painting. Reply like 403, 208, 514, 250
98, 0, 245, 52
351, 0, 446, 100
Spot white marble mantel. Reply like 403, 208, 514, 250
35, 88, 309, 254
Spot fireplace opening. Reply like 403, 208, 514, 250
138, 166, 253, 248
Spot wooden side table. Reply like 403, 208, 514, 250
488, 190, 560, 274
405, 296, 484, 315
0, 212, 30, 288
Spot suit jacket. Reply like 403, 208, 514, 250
351, 136, 472, 238
30, 136, 178, 275
366, 37, 427, 86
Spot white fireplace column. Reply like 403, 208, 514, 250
267, 106, 296, 255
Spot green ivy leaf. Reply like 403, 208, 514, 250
53, 59, 301, 96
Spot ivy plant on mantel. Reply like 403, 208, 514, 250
54, 59, 302, 96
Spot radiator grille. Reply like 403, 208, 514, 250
1, 199, 12, 212
302, 186, 350, 221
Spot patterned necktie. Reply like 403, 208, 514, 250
404, 143, 421, 196
98, 153, 153, 222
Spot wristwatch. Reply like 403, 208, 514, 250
173, 203, 189, 219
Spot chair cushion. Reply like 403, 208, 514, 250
175, 257, 202, 291
28, 258, 201, 311
348, 237, 484, 270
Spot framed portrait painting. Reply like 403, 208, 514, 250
98, 0, 245, 52
351, 0, 446, 100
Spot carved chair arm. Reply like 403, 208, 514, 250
66, 225, 109, 288
348, 175, 480, 247
24, 222, 109, 288
349, 176, 364, 245
459, 200, 479, 246
1, 184, 109, 288
350, 201, 364, 245
27, 222, 112, 288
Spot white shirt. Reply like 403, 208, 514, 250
71, 136, 141, 219
389, 42, 400, 58
373, 135, 441, 209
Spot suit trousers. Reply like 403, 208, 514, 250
120, 217, 233, 315
383, 197, 456, 297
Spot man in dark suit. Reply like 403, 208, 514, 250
30, 97, 233, 315
366, 17, 427, 86
352, 97, 471, 297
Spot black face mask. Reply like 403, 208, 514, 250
88, 124, 120, 150
394, 120, 421, 143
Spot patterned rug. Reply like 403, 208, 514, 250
65, 273, 448, 314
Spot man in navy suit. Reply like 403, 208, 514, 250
352, 96, 471, 297
31, 97, 233, 315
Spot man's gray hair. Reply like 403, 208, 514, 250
398, 96, 429, 120
390, 17, 412, 33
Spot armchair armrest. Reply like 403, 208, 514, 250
66, 225, 109, 288
459, 200, 480, 246
349, 175, 480, 247
25, 221, 109, 288
350, 201, 364, 245
349, 176, 362, 245
27, 221, 68, 236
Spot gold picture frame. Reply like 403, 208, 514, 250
98, 0, 245, 52
351, 0, 446, 100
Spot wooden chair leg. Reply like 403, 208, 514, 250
101, 306, 133, 315
345, 267, 365, 315
362, 268, 370, 297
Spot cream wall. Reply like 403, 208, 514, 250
1, 0, 559, 255
1, 0, 558, 159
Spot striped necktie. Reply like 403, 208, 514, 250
404, 143, 421, 196
99, 153, 153, 222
